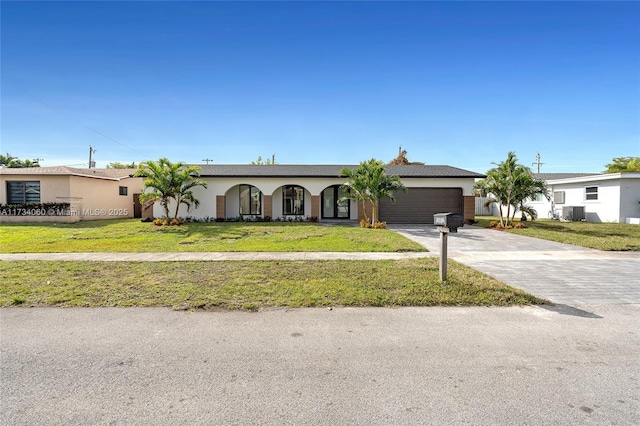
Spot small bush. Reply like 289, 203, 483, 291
359, 220, 387, 229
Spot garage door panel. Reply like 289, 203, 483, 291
379, 188, 462, 223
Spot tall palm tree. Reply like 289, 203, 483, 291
340, 159, 406, 227
475, 152, 548, 227
512, 171, 549, 221
339, 166, 371, 224
134, 158, 207, 221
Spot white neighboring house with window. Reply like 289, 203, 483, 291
531, 173, 640, 223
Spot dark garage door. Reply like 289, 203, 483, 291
379, 188, 463, 224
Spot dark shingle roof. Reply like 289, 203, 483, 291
196, 164, 485, 178
533, 173, 602, 181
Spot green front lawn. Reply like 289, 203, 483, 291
475, 216, 640, 251
0, 219, 425, 253
1, 259, 547, 309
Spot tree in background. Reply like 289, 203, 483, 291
134, 158, 207, 222
251, 155, 277, 165
0, 153, 41, 168
604, 157, 640, 173
340, 159, 406, 227
387, 146, 424, 165
107, 161, 137, 169
475, 152, 548, 227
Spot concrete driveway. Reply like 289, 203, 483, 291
389, 224, 640, 305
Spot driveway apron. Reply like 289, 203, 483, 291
389, 224, 640, 305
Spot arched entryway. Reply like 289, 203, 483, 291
321, 185, 350, 219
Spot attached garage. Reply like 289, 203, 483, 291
379, 187, 463, 224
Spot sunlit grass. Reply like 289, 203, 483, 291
0, 219, 425, 253
0, 259, 547, 309
475, 216, 640, 251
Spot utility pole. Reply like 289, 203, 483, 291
88, 145, 97, 168
202, 158, 213, 164
532, 152, 544, 173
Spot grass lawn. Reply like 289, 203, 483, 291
0, 219, 425, 253
0, 259, 547, 309
475, 216, 640, 251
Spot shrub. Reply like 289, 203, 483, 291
359, 220, 387, 229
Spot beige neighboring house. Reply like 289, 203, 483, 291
0, 167, 148, 223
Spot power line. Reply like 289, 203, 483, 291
532, 152, 544, 173
9, 83, 147, 157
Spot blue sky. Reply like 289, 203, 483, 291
2, 1, 639, 173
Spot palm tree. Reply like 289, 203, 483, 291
512, 172, 549, 222
475, 152, 548, 227
134, 158, 207, 221
339, 165, 371, 224
340, 159, 406, 227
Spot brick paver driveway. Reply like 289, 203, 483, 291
390, 224, 640, 305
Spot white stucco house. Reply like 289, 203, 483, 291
153, 164, 484, 224
526, 173, 640, 223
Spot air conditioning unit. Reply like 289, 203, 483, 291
562, 206, 585, 222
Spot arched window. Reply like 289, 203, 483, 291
282, 185, 305, 215
239, 185, 261, 215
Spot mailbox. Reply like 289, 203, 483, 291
433, 212, 464, 232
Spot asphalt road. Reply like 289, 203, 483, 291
2, 305, 639, 425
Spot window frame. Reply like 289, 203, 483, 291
531, 193, 544, 202
321, 185, 350, 219
585, 186, 598, 201
282, 185, 305, 216
119, 186, 128, 196
6, 181, 41, 204
239, 184, 262, 216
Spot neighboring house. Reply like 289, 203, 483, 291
538, 173, 640, 223
525, 173, 603, 220
499, 172, 640, 223
155, 164, 485, 224
0, 167, 147, 223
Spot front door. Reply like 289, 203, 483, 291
321, 186, 350, 219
